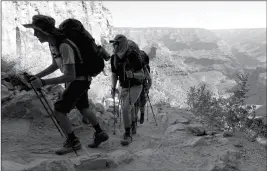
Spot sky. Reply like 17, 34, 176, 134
103, 1, 266, 29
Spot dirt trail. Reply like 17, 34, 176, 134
2, 108, 267, 171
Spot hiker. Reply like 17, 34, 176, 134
134, 50, 152, 124
110, 34, 144, 146
23, 15, 109, 155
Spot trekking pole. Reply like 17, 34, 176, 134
30, 85, 65, 137
145, 92, 157, 126
146, 102, 149, 122
118, 95, 122, 129
38, 90, 65, 134
30, 85, 78, 156
113, 92, 116, 135
37, 88, 78, 156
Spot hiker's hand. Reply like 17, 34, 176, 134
111, 88, 118, 98
31, 77, 45, 89
125, 70, 134, 78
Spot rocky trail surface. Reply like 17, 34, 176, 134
1, 73, 266, 171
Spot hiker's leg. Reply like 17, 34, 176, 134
121, 85, 142, 144
76, 86, 109, 148
77, 93, 102, 133
121, 85, 142, 128
54, 110, 73, 134
53, 81, 92, 150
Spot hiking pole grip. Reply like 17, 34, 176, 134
29, 84, 65, 137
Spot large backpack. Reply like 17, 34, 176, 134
58, 18, 110, 77
140, 50, 150, 73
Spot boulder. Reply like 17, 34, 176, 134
223, 131, 234, 137
71, 153, 117, 170
2, 160, 26, 171
1, 85, 13, 103
219, 149, 241, 169
95, 103, 105, 114
165, 124, 185, 135
22, 159, 75, 171
107, 149, 133, 166
1, 90, 53, 119
2, 80, 15, 90
186, 124, 206, 136
217, 138, 229, 145
184, 137, 206, 147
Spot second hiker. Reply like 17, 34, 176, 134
110, 34, 144, 146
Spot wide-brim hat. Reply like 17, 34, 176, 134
109, 34, 127, 43
23, 15, 56, 34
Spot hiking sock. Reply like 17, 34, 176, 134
125, 127, 131, 136
67, 132, 76, 140
132, 121, 136, 127
93, 123, 103, 134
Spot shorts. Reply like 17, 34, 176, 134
54, 80, 91, 113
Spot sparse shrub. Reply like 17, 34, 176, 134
187, 73, 267, 138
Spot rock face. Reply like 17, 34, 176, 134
1, 85, 13, 103
2, 1, 112, 74
2, 90, 54, 119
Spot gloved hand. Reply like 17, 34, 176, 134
30, 76, 45, 89
22, 72, 35, 83
125, 70, 134, 78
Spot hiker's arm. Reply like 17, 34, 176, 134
110, 55, 118, 89
42, 43, 76, 85
35, 58, 58, 78
42, 64, 76, 85
144, 68, 152, 89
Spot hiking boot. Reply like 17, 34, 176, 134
88, 131, 109, 148
55, 137, 81, 155
140, 113, 144, 124
132, 125, 137, 135
121, 133, 133, 146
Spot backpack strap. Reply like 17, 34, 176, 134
61, 39, 84, 64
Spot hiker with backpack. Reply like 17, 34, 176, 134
23, 15, 109, 155
110, 34, 145, 146
134, 50, 152, 124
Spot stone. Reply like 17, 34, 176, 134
198, 160, 216, 171
2, 80, 15, 90
184, 137, 206, 147
218, 138, 229, 145
2, 160, 26, 171
1, 85, 13, 103
256, 137, 267, 146
95, 103, 105, 114
1, 90, 53, 119
50, 85, 64, 94
107, 149, 133, 166
186, 124, 206, 136
165, 124, 185, 135
134, 148, 155, 157
1, 72, 9, 80
71, 153, 115, 170
223, 131, 234, 137
219, 149, 241, 169
22, 159, 76, 171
